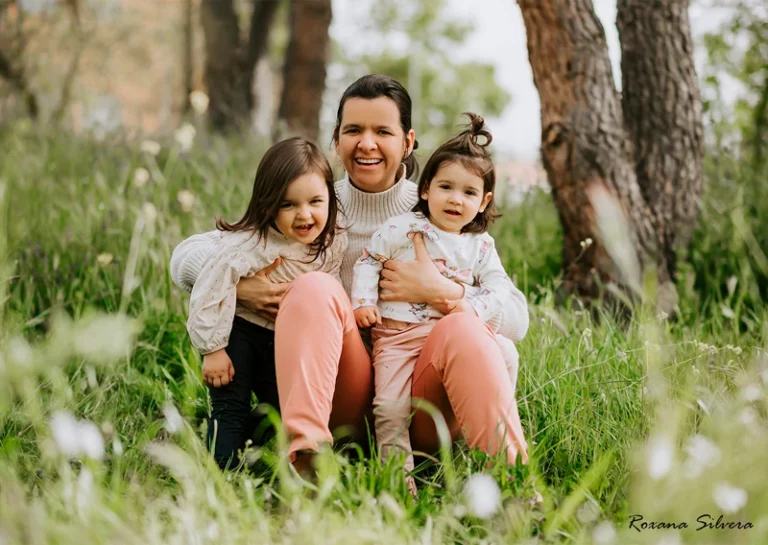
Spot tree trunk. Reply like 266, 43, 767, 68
201, 0, 246, 131
243, 0, 280, 112
518, 0, 669, 309
276, 0, 332, 142
617, 0, 704, 279
182, 0, 194, 114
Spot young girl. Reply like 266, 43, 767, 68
351, 114, 527, 489
187, 137, 347, 469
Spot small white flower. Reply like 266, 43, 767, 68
132, 168, 150, 188
582, 328, 592, 339
656, 310, 669, 321
142, 202, 158, 224
205, 521, 220, 540
163, 402, 184, 434
177, 190, 196, 213
190, 90, 210, 115
713, 482, 747, 514
8, 336, 34, 366
742, 383, 763, 402
140, 140, 161, 156
726, 276, 738, 296
683, 435, 720, 478
592, 522, 617, 545
50, 411, 81, 457
112, 438, 123, 456
647, 435, 674, 480
174, 122, 197, 152
463, 473, 501, 519
580, 237, 593, 249
96, 253, 113, 266
79, 420, 105, 460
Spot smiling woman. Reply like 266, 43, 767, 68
170, 75, 531, 486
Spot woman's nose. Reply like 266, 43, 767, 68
357, 132, 376, 150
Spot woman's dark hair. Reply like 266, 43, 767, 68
217, 137, 341, 264
332, 74, 420, 180
413, 113, 502, 234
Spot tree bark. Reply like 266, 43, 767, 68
243, 0, 280, 112
182, 0, 194, 114
518, 0, 668, 308
201, 0, 246, 131
276, 0, 332, 142
617, 0, 704, 278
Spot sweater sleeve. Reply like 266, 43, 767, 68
169, 230, 221, 293
464, 238, 510, 322
186, 241, 253, 355
495, 279, 530, 342
350, 227, 392, 309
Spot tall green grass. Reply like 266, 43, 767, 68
1, 126, 766, 544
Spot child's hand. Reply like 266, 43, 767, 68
354, 306, 381, 328
202, 349, 235, 388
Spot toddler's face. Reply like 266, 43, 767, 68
274, 171, 329, 244
420, 161, 492, 233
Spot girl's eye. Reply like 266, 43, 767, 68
466, 191, 477, 196
311, 199, 324, 204
439, 184, 451, 190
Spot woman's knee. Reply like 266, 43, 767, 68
286, 271, 343, 300
431, 313, 494, 347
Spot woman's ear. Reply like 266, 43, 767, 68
479, 192, 493, 212
405, 128, 416, 156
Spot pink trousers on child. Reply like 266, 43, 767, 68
274, 271, 528, 464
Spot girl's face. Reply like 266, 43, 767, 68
335, 97, 415, 193
274, 171, 330, 244
420, 161, 492, 234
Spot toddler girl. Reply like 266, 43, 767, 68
187, 137, 346, 469
351, 114, 527, 489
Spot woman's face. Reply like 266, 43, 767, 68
335, 97, 415, 193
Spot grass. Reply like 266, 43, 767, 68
1, 124, 767, 544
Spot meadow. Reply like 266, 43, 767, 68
1, 124, 766, 544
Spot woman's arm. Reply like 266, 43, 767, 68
170, 230, 289, 320
169, 231, 221, 292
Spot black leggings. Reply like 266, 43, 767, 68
207, 316, 280, 469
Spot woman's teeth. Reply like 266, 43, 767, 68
355, 158, 382, 165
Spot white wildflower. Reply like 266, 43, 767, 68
140, 140, 161, 156
79, 420, 105, 461
683, 435, 720, 478
96, 253, 113, 266
141, 202, 158, 224
8, 336, 34, 366
463, 473, 501, 519
713, 482, 747, 514
190, 90, 210, 115
50, 411, 81, 457
742, 383, 763, 402
726, 276, 738, 296
163, 402, 184, 434
72, 313, 140, 363
656, 310, 669, 321
205, 521, 220, 540
582, 328, 592, 339
580, 237, 593, 249
49, 412, 104, 460
174, 122, 197, 152
112, 438, 123, 456
132, 167, 150, 188
721, 305, 735, 319
177, 190, 196, 213
646, 435, 674, 480
592, 522, 617, 545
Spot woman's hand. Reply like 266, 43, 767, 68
379, 233, 464, 305
202, 349, 235, 387
236, 257, 291, 320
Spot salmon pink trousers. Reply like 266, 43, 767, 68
273, 272, 528, 465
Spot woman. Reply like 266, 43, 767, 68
170, 74, 530, 473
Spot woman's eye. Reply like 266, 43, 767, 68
344, 128, 359, 134
280, 203, 292, 209
378, 130, 391, 135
